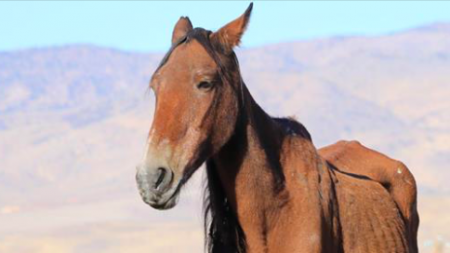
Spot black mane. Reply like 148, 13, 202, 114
273, 117, 312, 142
204, 160, 247, 253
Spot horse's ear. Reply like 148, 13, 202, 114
211, 3, 253, 54
172, 16, 193, 45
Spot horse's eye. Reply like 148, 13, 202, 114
197, 81, 214, 91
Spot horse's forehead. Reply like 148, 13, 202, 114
165, 39, 216, 73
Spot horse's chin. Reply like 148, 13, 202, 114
148, 195, 178, 210
142, 182, 181, 210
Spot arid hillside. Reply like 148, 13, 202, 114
1, 22, 449, 252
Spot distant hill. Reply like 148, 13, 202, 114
0, 22, 449, 252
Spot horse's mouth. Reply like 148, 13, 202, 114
139, 180, 183, 210
136, 157, 203, 210
147, 195, 178, 210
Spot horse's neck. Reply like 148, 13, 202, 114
213, 88, 284, 196
212, 89, 289, 251
211, 85, 341, 252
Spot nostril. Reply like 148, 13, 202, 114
154, 167, 167, 190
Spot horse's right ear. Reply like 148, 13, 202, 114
172, 17, 193, 45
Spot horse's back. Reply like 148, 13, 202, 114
318, 140, 417, 191
318, 140, 418, 217
332, 170, 409, 253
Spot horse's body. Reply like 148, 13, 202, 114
208, 88, 409, 253
275, 120, 419, 252
136, 4, 418, 252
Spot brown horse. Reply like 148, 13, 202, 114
136, 4, 416, 252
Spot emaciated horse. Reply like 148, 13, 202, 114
136, 4, 418, 252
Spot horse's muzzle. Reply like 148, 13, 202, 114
135, 164, 177, 210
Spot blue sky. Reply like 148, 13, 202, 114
1, 1, 450, 53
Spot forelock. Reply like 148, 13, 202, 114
155, 28, 213, 71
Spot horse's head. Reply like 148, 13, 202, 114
136, 4, 253, 210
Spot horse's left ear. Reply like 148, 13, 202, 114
172, 16, 193, 45
211, 3, 253, 54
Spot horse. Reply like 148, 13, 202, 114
136, 3, 417, 252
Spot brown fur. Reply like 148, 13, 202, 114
319, 141, 419, 253
139, 3, 417, 253
172, 17, 193, 45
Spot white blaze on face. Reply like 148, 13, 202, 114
140, 127, 174, 175
142, 140, 152, 163
142, 128, 156, 162
141, 124, 204, 182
